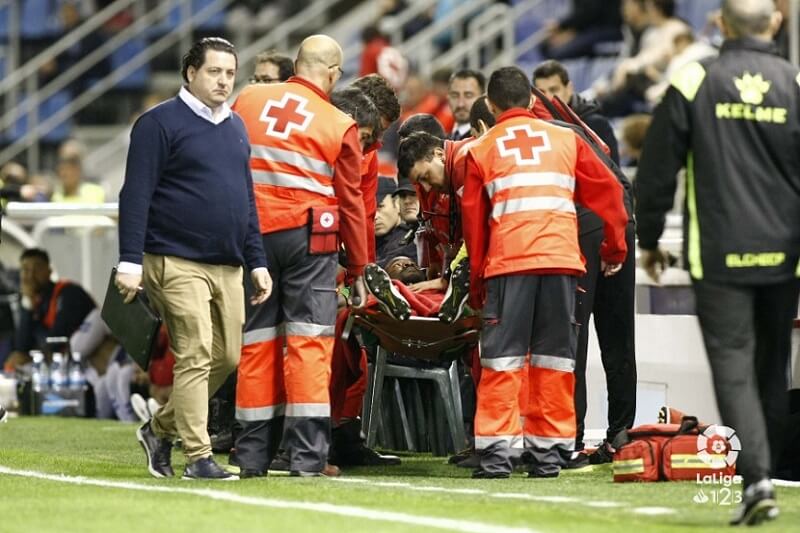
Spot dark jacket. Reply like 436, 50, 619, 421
376, 224, 418, 268
636, 38, 800, 284
566, 94, 630, 236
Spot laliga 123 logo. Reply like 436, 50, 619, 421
696, 424, 741, 468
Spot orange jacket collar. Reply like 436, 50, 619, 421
287, 76, 329, 102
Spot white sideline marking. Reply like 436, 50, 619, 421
0, 466, 537, 533
332, 478, 676, 516
631, 507, 676, 516
773, 479, 800, 488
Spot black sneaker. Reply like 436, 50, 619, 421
182, 457, 238, 480
456, 453, 481, 469
564, 452, 591, 470
438, 261, 469, 323
136, 421, 174, 478
448, 446, 475, 464
0, 404, 7, 424
528, 469, 560, 478
333, 444, 401, 466
588, 441, 614, 464
239, 469, 268, 479
269, 450, 290, 471
364, 263, 411, 320
730, 479, 779, 526
471, 469, 510, 479
210, 429, 233, 454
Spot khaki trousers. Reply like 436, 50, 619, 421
143, 254, 244, 462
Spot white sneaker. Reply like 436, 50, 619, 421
131, 393, 151, 422
147, 398, 161, 418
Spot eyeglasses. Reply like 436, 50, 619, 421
249, 75, 281, 84
328, 64, 344, 76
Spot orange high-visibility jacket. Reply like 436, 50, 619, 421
463, 108, 628, 284
233, 79, 357, 234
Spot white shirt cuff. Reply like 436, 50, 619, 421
251, 267, 268, 275
117, 262, 143, 275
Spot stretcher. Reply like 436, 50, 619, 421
343, 308, 480, 453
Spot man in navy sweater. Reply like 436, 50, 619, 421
116, 37, 272, 481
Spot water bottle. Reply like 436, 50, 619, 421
30, 350, 47, 393
50, 353, 68, 392
68, 352, 86, 390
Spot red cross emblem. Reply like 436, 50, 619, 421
496, 125, 551, 165
259, 93, 314, 139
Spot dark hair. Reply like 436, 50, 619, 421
532, 59, 570, 85
181, 37, 237, 83
397, 131, 444, 180
361, 24, 386, 44
648, 0, 675, 17
254, 50, 294, 82
397, 113, 446, 140
431, 67, 453, 86
449, 69, 486, 92
330, 87, 381, 139
487, 66, 531, 112
352, 74, 401, 124
21, 247, 50, 264
469, 96, 495, 132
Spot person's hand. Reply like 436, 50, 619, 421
115, 271, 142, 304
640, 248, 669, 283
408, 278, 446, 293
250, 269, 273, 305
3, 351, 32, 373
600, 261, 623, 277
350, 275, 368, 308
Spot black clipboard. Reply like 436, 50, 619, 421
101, 267, 162, 371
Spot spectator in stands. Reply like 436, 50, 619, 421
430, 67, 456, 132
0, 162, 48, 203
394, 176, 420, 225
4, 248, 96, 372
360, 25, 391, 77
644, 29, 717, 105
636, 0, 798, 523
118, 37, 270, 481
619, 113, 652, 166
541, 0, 624, 60
375, 177, 417, 267
596, 0, 690, 116
51, 140, 105, 203
398, 113, 447, 140
448, 69, 486, 140
533, 59, 620, 164
251, 51, 294, 84
534, 59, 637, 467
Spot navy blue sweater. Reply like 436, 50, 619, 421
119, 97, 266, 271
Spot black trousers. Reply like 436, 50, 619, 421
574, 222, 637, 448
693, 278, 800, 487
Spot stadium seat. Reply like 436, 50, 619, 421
6, 90, 73, 144
0, 4, 8, 43
676, 0, 721, 32
20, 0, 61, 41
110, 38, 150, 91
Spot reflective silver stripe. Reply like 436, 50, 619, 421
284, 322, 335, 337
485, 172, 575, 199
243, 325, 285, 346
481, 356, 527, 371
251, 144, 334, 177
524, 435, 575, 451
252, 170, 335, 197
236, 404, 285, 421
530, 354, 575, 372
285, 403, 330, 417
475, 435, 523, 450
492, 196, 575, 219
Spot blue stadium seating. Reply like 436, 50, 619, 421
6, 91, 73, 144
149, 0, 226, 38
20, 0, 61, 40
0, 3, 8, 42
676, 0, 721, 32
110, 38, 150, 90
